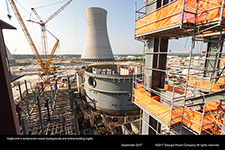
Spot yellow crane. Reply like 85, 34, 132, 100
9, 0, 45, 71
8, 0, 72, 75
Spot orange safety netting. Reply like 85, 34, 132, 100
195, 0, 224, 23
188, 57, 225, 92
182, 109, 215, 133
182, 101, 225, 135
133, 85, 183, 125
133, 84, 224, 134
164, 84, 185, 94
188, 77, 225, 92
136, 0, 225, 36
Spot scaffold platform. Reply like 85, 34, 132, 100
135, 0, 225, 38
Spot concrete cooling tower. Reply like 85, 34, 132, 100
81, 7, 114, 62
6, 47, 16, 65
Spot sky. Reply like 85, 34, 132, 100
0, 0, 207, 55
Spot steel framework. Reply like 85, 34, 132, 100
133, 0, 225, 135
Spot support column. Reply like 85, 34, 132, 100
18, 82, 23, 100
144, 38, 168, 90
140, 1, 169, 135
204, 37, 223, 78
37, 96, 45, 135
21, 118, 28, 135
68, 76, 71, 90
149, 116, 161, 135
24, 80, 28, 94
141, 110, 149, 135
76, 73, 81, 93
141, 38, 168, 135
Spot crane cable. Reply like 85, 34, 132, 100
14, 0, 38, 22
34, 0, 67, 10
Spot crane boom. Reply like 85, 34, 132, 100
31, 8, 43, 23
45, 0, 73, 24
9, 0, 45, 71
45, 39, 59, 69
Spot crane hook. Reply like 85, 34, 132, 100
5, 0, 12, 20
7, 14, 12, 20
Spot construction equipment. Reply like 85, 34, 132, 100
9, 0, 44, 72
8, 0, 72, 78
27, 0, 72, 72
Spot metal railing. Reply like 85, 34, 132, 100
135, 0, 225, 37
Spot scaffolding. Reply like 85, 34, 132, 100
135, 0, 225, 38
133, 0, 225, 135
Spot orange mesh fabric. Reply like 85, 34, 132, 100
133, 85, 182, 125
136, 0, 224, 36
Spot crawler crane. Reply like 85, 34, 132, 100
8, 0, 73, 83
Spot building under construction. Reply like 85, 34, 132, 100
2, 0, 225, 137
133, 0, 225, 135
1, 1, 142, 136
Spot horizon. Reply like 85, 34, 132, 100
0, 0, 208, 56
1, 0, 144, 55
2, 0, 221, 56
12, 53, 144, 56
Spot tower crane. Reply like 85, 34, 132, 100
8, 0, 72, 82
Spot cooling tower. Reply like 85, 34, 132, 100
6, 47, 16, 65
81, 7, 114, 62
